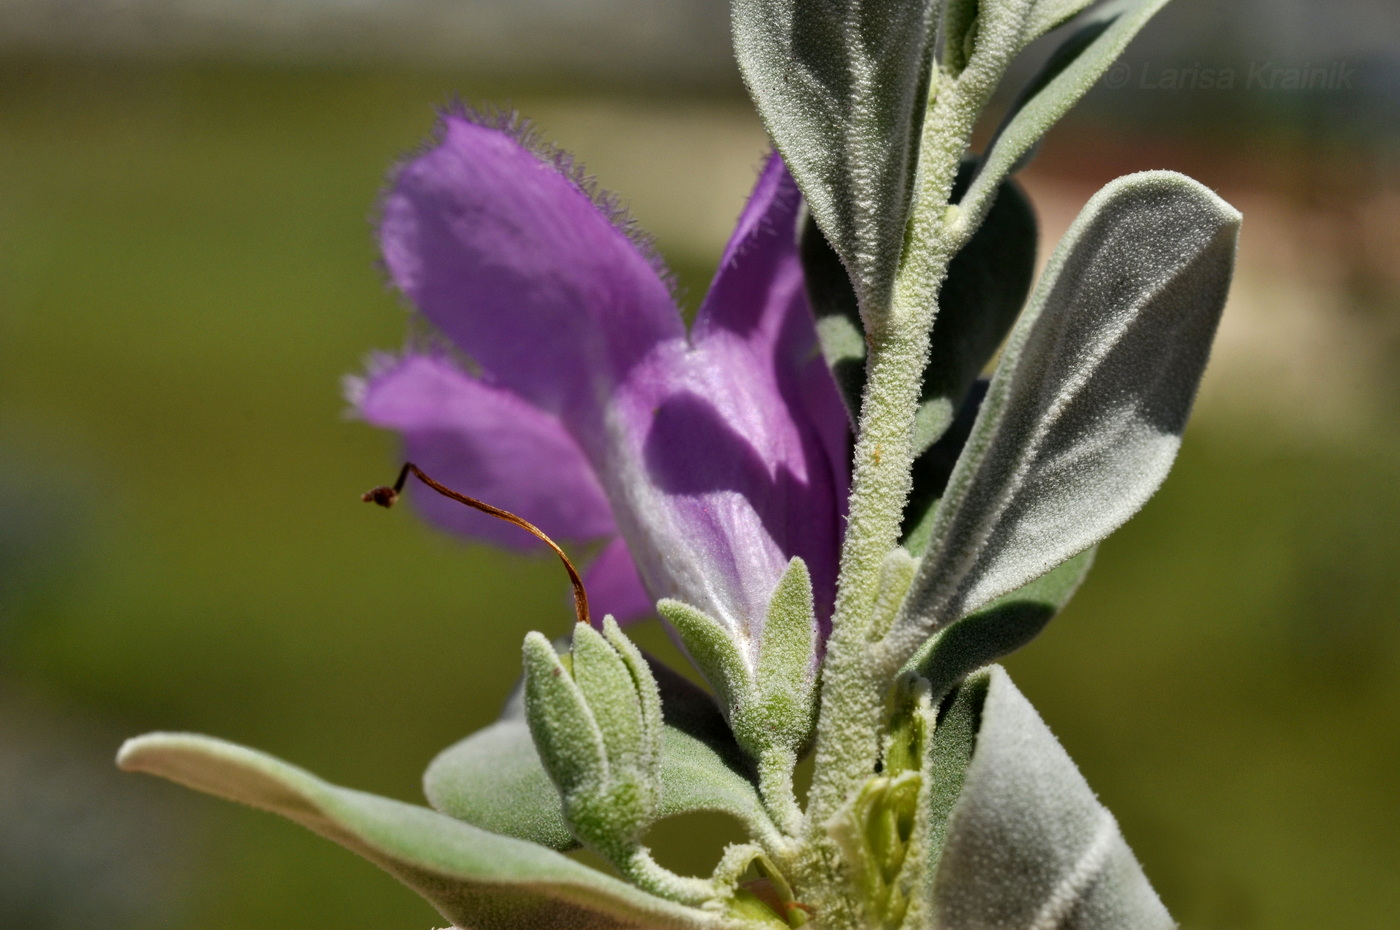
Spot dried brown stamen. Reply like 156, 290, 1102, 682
363, 462, 590, 627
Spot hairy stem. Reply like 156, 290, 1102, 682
758, 746, 804, 839
797, 70, 991, 926
620, 847, 716, 906
805, 75, 976, 833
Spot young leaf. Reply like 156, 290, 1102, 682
733, 0, 937, 316
887, 172, 1239, 665
604, 616, 665, 779
657, 598, 753, 726
572, 622, 649, 775
928, 667, 1173, 929
522, 631, 608, 800
751, 557, 820, 757
117, 734, 721, 930
957, 0, 1172, 232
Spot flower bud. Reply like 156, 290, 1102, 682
522, 618, 662, 860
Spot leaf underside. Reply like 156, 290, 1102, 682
734, 0, 937, 313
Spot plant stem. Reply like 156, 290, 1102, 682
804, 78, 973, 834
758, 746, 805, 838
797, 72, 991, 926
620, 847, 716, 906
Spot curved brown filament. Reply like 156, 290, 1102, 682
363, 462, 591, 627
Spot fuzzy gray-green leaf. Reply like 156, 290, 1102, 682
889, 172, 1239, 664
929, 667, 1173, 929
658, 598, 754, 722
733, 0, 936, 315
117, 734, 721, 930
572, 622, 647, 774
959, 0, 1171, 229
523, 631, 608, 798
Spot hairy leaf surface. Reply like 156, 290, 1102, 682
930, 667, 1173, 929
118, 735, 721, 930
425, 660, 764, 850
734, 0, 936, 314
890, 171, 1239, 660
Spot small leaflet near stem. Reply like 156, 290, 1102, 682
363, 461, 591, 627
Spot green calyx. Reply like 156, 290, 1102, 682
660, 558, 820, 835
660, 558, 820, 762
522, 619, 663, 865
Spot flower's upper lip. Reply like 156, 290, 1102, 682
357, 110, 849, 645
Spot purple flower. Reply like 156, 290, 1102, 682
351, 111, 849, 648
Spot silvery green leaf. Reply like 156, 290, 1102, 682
117, 734, 722, 930
958, 0, 1171, 230
802, 165, 1035, 439
929, 667, 1173, 929
888, 172, 1239, 663
425, 658, 767, 849
908, 548, 1095, 702
733, 0, 936, 314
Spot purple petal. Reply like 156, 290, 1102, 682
379, 113, 683, 424
604, 156, 850, 643
370, 130, 849, 652
356, 354, 615, 550
583, 536, 654, 625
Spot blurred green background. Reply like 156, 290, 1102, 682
2, 3, 1398, 928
